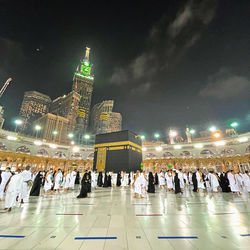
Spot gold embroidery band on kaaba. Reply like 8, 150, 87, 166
94, 141, 142, 151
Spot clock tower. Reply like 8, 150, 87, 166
73, 47, 94, 144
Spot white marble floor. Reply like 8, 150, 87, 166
0, 186, 249, 250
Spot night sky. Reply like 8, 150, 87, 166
0, 0, 249, 140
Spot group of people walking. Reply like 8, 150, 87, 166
157, 168, 250, 195
0, 167, 80, 211
0, 167, 249, 211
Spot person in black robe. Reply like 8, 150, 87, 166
128, 173, 131, 185
174, 173, 182, 194
103, 172, 108, 187
220, 172, 231, 192
192, 171, 198, 192
147, 172, 155, 193
107, 173, 112, 187
116, 172, 121, 187
0, 170, 2, 185
154, 173, 159, 185
30, 171, 42, 196
87, 171, 92, 193
97, 172, 103, 187
75, 171, 80, 184
77, 171, 90, 198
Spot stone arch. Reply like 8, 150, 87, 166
180, 151, 191, 157
37, 149, 49, 157
163, 152, 173, 158
0, 142, 7, 151
220, 148, 235, 156
71, 153, 82, 160
87, 153, 94, 159
16, 145, 30, 154
53, 151, 66, 159
145, 153, 156, 159
200, 149, 214, 157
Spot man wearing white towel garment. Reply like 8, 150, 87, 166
4, 168, 23, 212
242, 170, 250, 193
19, 166, 32, 204
0, 167, 12, 202
44, 169, 53, 193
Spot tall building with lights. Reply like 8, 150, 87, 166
50, 91, 81, 133
107, 112, 122, 133
19, 91, 51, 132
34, 113, 69, 144
90, 100, 122, 134
73, 47, 94, 143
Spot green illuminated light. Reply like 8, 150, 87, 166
75, 72, 94, 80
230, 122, 239, 128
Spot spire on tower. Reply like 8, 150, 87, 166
85, 47, 90, 60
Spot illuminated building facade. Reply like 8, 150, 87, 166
73, 47, 94, 143
34, 113, 69, 143
107, 112, 122, 133
50, 91, 80, 132
19, 91, 51, 132
90, 100, 122, 134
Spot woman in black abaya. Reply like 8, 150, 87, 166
174, 173, 182, 194
107, 173, 112, 187
87, 171, 91, 193
147, 172, 155, 193
116, 172, 121, 187
77, 171, 90, 198
75, 171, 80, 184
97, 172, 103, 187
30, 171, 43, 196
154, 172, 159, 185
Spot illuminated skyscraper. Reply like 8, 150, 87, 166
34, 113, 69, 144
19, 91, 51, 132
50, 91, 80, 132
90, 100, 122, 134
73, 47, 94, 143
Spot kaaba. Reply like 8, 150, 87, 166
93, 130, 142, 173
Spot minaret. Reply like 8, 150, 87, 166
73, 46, 94, 144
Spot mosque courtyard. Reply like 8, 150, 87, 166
0, 187, 249, 250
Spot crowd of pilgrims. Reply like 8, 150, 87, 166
0, 166, 249, 212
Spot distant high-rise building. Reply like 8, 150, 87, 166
34, 113, 69, 144
73, 47, 94, 143
19, 91, 51, 132
0, 106, 5, 129
90, 100, 122, 134
50, 91, 81, 132
107, 112, 122, 133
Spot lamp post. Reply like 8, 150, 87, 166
209, 126, 217, 132
169, 130, 177, 144
140, 135, 145, 140
154, 133, 160, 141
84, 134, 90, 145
35, 125, 41, 138
230, 121, 239, 134
14, 119, 23, 132
52, 130, 58, 142
68, 133, 74, 138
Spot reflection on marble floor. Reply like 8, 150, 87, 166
0, 186, 249, 250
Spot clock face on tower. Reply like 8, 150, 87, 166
81, 61, 91, 75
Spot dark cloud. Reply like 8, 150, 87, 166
200, 69, 250, 99
110, 0, 218, 93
